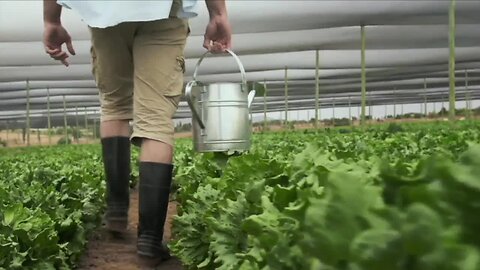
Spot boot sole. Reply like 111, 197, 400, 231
137, 251, 171, 268
137, 239, 171, 266
105, 219, 128, 233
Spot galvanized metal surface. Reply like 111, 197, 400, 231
186, 50, 254, 153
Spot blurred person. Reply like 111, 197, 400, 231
42, 0, 231, 266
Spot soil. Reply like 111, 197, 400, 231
77, 189, 184, 270
0, 130, 96, 147
6, 117, 475, 268
0, 131, 193, 148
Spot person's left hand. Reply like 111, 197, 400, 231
43, 22, 76, 66
203, 14, 232, 53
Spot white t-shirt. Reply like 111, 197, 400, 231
57, 0, 199, 28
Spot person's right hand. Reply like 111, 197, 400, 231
43, 22, 76, 67
203, 14, 232, 53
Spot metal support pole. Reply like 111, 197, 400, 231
263, 80, 267, 131
75, 106, 79, 143
315, 49, 320, 128
63, 95, 68, 144
47, 87, 52, 145
250, 109, 253, 126
442, 94, 445, 112
424, 78, 428, 117
284, 66, 288, 126
93, 117, 97, 141
368, 93, 372, 118
26, 80, 30, 146
6, 122, 9, 144
348, 96, 352, 124
384, 103, 388, 119
332, 98, 335, 126
84, 107, 88, 131
360, 25, 367, 126
465, 70, 470, 118
393, 88, 397, 118
448, 0, 456, 121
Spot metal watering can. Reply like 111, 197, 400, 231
185, 50, 256, 153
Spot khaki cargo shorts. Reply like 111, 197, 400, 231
89, 4, 188, 147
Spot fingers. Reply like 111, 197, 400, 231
45, 45, 71, 66
53, 53, 69, 67
203, 37, 212, 51
225, 38, 232, 50
48, 49, 68, 62
66, 39, 76, 55
203, 37, 228, 53
43, 24, 75, 66
45, 47, 60, 55
61, 58, 69, 67
51, 51, 67, 59
210, 42, 225, 53
203, 20, 231, 54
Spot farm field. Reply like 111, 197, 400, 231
2, 1, 480, 269
0, 145, 106, 269
0, 121, 479, 269
171, 120, 480, 270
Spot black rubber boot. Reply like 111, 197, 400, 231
137, 162, 173, 263
101, 137, 131, 233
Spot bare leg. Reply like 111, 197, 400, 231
139, 139, 173, 164
101, 120, 130, 138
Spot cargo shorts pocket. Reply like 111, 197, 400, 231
90, 46, 101, 89
163, 55, 186, 97
90, 46, 111, 92
134, 18, 188, 99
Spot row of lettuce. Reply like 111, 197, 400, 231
170, 121, 480, 270
1, 121, 479, 269
0, 143, 144, 269
0, 145, 107, 269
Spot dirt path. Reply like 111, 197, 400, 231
78, 189, 184, 270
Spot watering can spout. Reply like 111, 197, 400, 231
248, 90, 256, 109
185, 81, 206, 129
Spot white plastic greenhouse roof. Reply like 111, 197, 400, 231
1, 0, 479, 126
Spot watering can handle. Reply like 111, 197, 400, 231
187, 50, 248, 130
193, 49, 247, 86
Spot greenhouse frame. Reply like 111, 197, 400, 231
0, 1, 480, 269
1, 0, 479, 145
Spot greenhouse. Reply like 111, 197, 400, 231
0, 0, 479, 269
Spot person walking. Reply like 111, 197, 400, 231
42, 0, 232, 266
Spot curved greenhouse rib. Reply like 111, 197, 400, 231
1, 47, 480, 83
2, 24, 480, 66
1, 1, 480, 42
